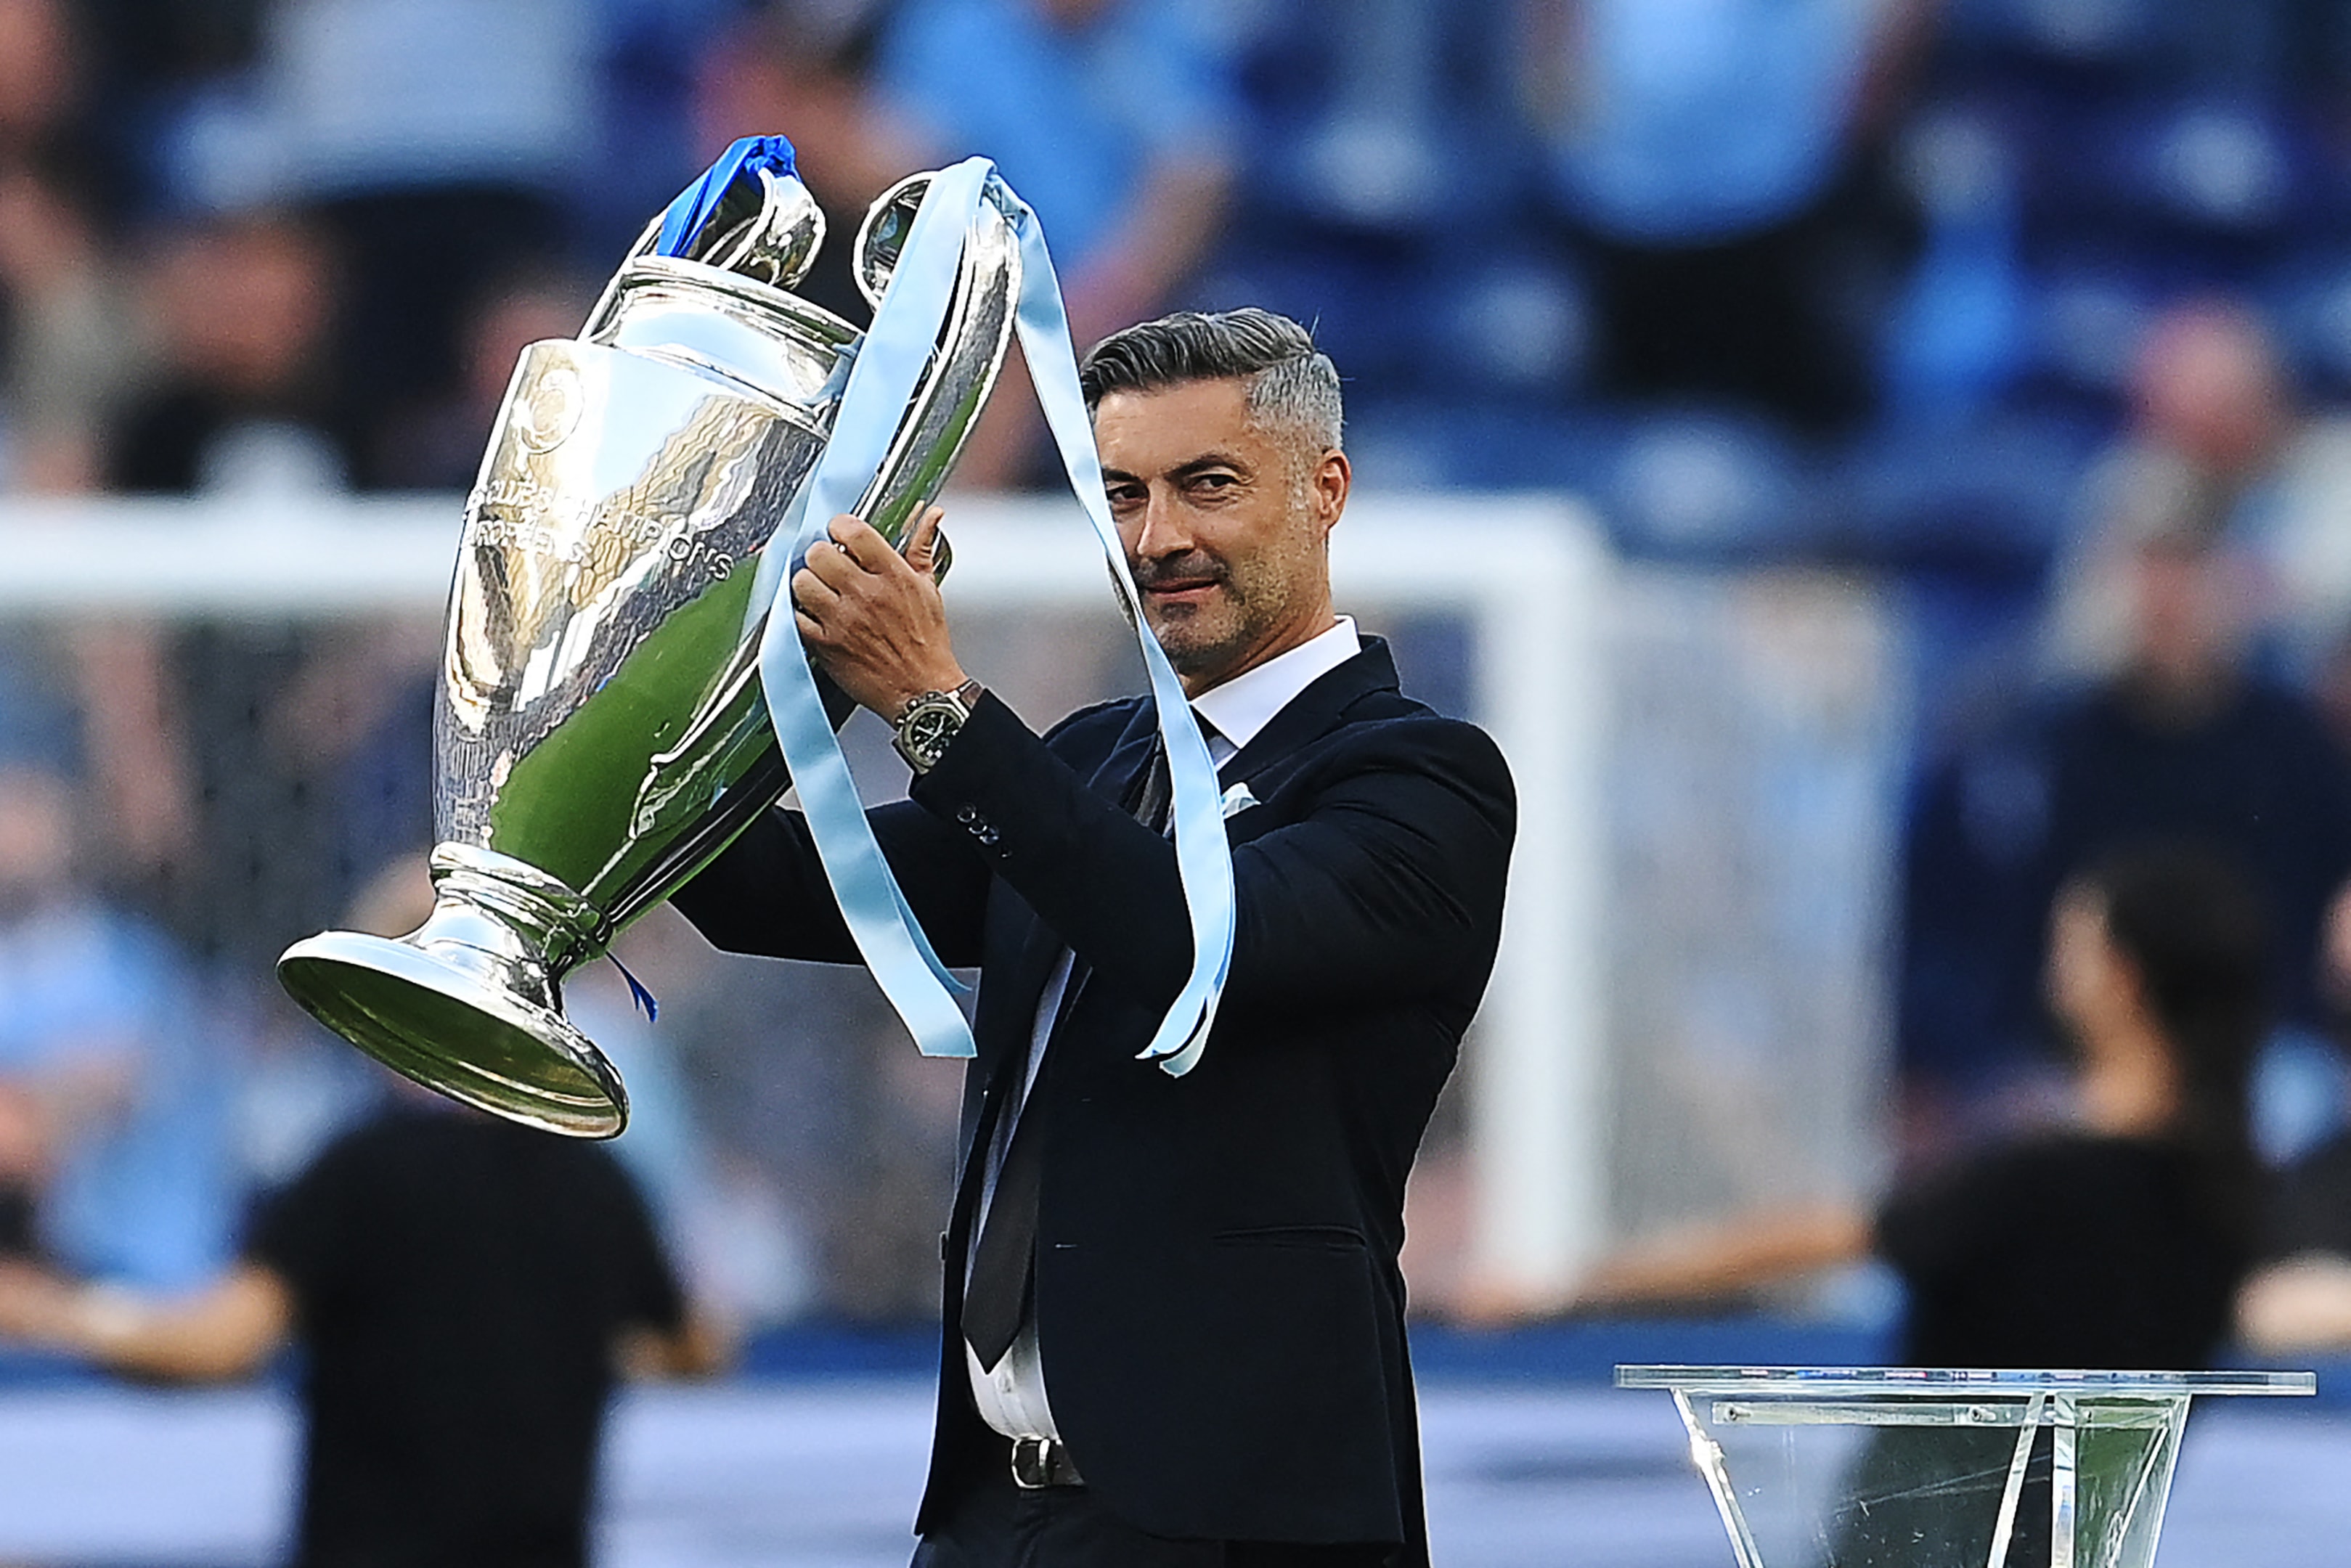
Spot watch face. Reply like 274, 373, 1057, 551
906, 709, 957, 760
896, 693, 970, 772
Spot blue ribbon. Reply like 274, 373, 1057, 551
738, 155, 1235, 1076
608, 953, 659, 1023
656, 135, 800, 260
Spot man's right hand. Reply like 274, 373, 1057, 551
791, 506, 971, 719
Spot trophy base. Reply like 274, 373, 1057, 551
278, 931, 628, 1139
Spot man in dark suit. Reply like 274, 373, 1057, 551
674, 308, 1516, 1566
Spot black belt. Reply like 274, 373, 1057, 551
1009, 1434, 1085, 1490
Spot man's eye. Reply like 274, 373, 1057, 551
1191, 473, 1237, 494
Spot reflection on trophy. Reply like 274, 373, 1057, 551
277, 157, 1021, 1137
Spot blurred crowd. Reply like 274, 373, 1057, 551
0, 0, 2350, 1375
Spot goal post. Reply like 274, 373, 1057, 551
0, 491, 1613, 1301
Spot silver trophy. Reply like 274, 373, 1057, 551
277, 165, 1021, 1137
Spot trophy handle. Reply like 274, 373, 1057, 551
584, 168, 828, 335
587, 169, 1015, 561
849, 172, 1024, 550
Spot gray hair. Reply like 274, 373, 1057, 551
1079, 308, 1343, 455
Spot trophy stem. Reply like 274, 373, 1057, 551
277, 846, 628, 1138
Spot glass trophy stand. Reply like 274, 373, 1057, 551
1618, 1365, 2314, 1568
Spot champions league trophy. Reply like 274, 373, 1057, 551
277, 149, 1021, 1137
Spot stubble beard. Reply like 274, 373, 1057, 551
1148, 566, 1304, 686
1135, 547, 1243, 679
1146, 587, 1243, 680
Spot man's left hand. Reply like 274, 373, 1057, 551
791, 507, 969, 719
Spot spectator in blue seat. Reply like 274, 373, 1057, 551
873, 0, 1237, 483
690, 1, 937, 334
0, 764, 232, 1292
1517, 0, 1934, 431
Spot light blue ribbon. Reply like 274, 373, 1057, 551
743, 158, 990, 1059
1003, 197, 1233, 1076
738, 155, 1234, 1076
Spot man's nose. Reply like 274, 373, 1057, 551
1133, 488, 1194, 559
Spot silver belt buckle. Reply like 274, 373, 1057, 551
1010, 1434, 1082, 1489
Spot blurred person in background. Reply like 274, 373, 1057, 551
1517, 0, 1934, 431
0, 763, 233, 1291
0, 0, 147, 487
104, 208, 351, 494
41, 211, 356, 931
2238, 886, 2351, 1357
0, 0, 182, 889
1573, 842, 2265, 1374
94, 208, 441, 970
237, 0, 590, 478
370, 262, 597, 489
2237, 1101, 2351, 1356
691, 0, 934, 330
2045, 301, 2295, 682
0, 0, 78, 164
871, 0, 1238, 484
0, 856, 726, 1568
1897, 303, 2351, 1148
0, 152, 149, 493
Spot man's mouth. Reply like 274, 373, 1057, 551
1144, 577, 1220, 605
1138, 559, 1225, 606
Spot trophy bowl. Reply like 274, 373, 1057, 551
279, 161, 1020, 1136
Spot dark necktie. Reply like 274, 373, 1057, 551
961, 738, 1173, 1368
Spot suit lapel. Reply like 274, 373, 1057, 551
981, 923, 1061, 1076
1101, 701, 1162, 801
977, 645, 1398, 1067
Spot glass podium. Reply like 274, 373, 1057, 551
1617, 1366, 2315, 1568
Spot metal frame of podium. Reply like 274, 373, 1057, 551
1618, 1366, 2315, 1568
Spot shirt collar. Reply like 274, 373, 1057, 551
1189, 616, 1362, 753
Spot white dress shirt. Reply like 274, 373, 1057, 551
1188, 616, 1362, 761
964, 616, 1364, 1442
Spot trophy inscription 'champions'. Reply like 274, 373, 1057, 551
277, 152, 1020, 1138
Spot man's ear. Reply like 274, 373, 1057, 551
1314, 449, 1350, 534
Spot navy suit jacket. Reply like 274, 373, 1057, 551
672, 639, 1515, 1557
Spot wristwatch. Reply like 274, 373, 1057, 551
893, 679, 982, 774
